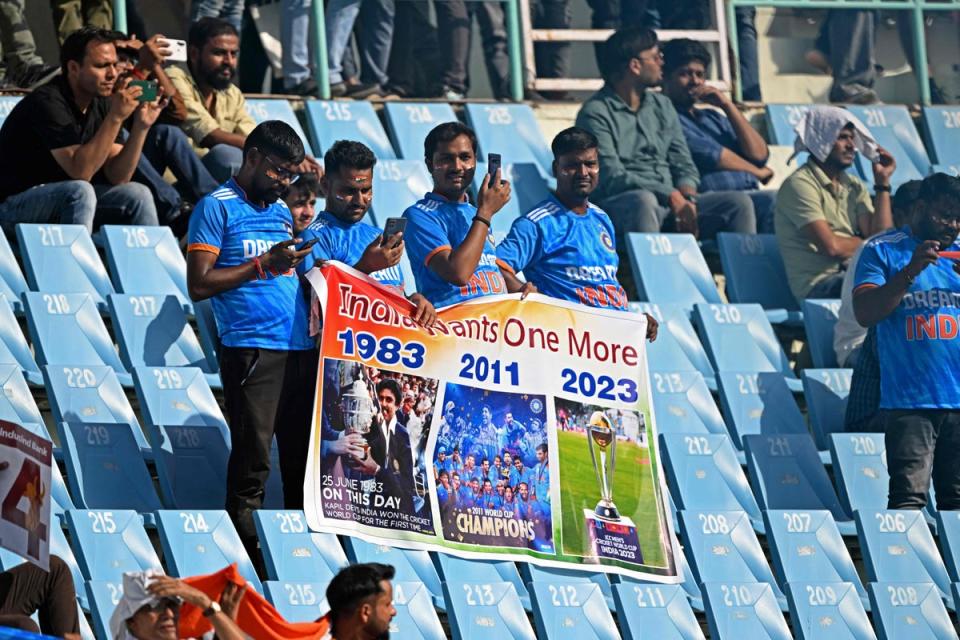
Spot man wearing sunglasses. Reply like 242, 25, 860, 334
186, 120, 317, 560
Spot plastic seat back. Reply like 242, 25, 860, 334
384, 102, 458, 159
389, 581, 447, 639
626, 234, 721, 309
435, 553, 529, 607
846, 106, 930, 182
65, 509, 161, 581
263, 581, 328, 622
785, 581, 875, 640
0, 96, 21, 127
0, 232, 27, 314
151, 423, 229, 509
0, 365, 43, 427
716, 233, 798, 312
702, 582, 790, 639
717, 372, 806, 449
304, 100, 395, 158
132, 366, 228, 439
693, 304, 796, 380
371, 159, 432, 226
765, 104, 812, 145
631, 303, 716, 387
802, 299, 841, 368
343, 538, 444, 607
253, 510, 347, 581
0, 294, 45, 385
87, 580, 124, 640
922, 106, 960, 166
934, 511, 960, 582
101, 226, 190, 307
868, 582, 955, 640
522, 563, 614, 608
612, 583, 704, 639
829, 433, 889, 515
443, 581, 536, 640
108, 294, 212, 373
803, 368, 852, 450
529, 582, 619, 639
245, 99, 315, 155
16, 224, 114, 306
464, 103, 552, 176
650, 370, 726, 437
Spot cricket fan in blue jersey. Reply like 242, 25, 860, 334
186, 120, 317, 557
853, 172, 960, 511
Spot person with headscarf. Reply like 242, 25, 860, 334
775, 105, 896, 302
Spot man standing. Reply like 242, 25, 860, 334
853, 173, 960, 511
186, 120, 317, 556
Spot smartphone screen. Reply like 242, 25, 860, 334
381, 218, 407, 247
487, 153, 502, 187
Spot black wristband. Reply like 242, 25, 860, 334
875, 184, 891, 193
473, 215, 491, 228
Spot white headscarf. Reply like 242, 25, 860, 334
793, 105, 879, 164
109, 569, 170, 640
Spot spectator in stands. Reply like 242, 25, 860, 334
325, 563, 397, 639
529, 0, 572, 99
297, 139, 437, 325
403, 122, 511, 307
186, 120, 317, 558
0, 27, 160, 234
50, 0, 112, 45
775, 106, 895, 301
325, 0, 394, 98
575, 27, 756, 253
285, 171, 321, 234
661, 38, 775, 233
282, 0, 319, 96
806, 11, 879, 104
0, 0, 60, 89
190, 0, 243, 34
0, 556, 78, 636
435, 1, 510, 100
852, 172, 960, 511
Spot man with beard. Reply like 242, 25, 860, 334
324, 563, 397, 640
186, 120, 317, 559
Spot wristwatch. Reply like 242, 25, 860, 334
203, 601, 222, 618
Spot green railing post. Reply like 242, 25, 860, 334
311, 0, 331, 99
505, 0, 524, 101
911, 4, 930, 105
726, 0, 740, 102
114, 0, 128, 33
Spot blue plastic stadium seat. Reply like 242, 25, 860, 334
785, 581, 874, 639
132, 366, 228, 439
679, 511, 784, 607
470, 163, 552, 240
463, 103, 553, 177
855, 509, 952, 608
922, 106, 960, 167
245, 99, 315, 155
443, 581, 536, 640
869, 582, 955, 640
693, 303, 799, 390
650, 370, 726, 437
609, 544, 704, 610
661, 434, 763, 531
254, 510, 346, 581
435, 553, 530, 609
371, 159, 433, 226
65, 509, 162, 581
716, 233, 800, 324
0, 364, 44, 429
0, 294, 41, 385
16, 224, 114, 310
384, 102, 458, 160
829, 433, 890, 516
744, 435, 853, 533
717, 372, 806, 451
802, 299, 841, 368
520, 564, 614, 610
529, 582, 619, 639
304, 100, 395, 159
264, 580, 329, 623
155, 510, 262, 592
846, 106, 931, 183
631, 303, 716, 389
389, 581, 447, 639
702, 582, 790, 639
626, 234, 720, 309
151, 422, 229, 509
804, 369, 852, 450
343, 538, 445, 609
935, 512, 960, 582
23, 292, 131, 386
612, 583, 704, 639
763, 510, 866, 604
765, 104, 812, 145
101, 226, 191, 310
0, 233, 26, 314
87, 580, 123, 639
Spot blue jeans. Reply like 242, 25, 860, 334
191, 0, 244, 33
0, 181, 96, 234
746, 189, 776, 234
736, 7, 761, 101
282, 0, 312, 89
143, 125, 219, 202
91, 183, 159, 227
599, 189, 757, 240
202, 144, 244, 184
326, 0, 395, 85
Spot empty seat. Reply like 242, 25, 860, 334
922, 106, 960, 167
151, 422, 229, 509
626, 234, 721, 309
343, 538, 444, 609
765, 104, 812, 145
384, 102, 458, 160
245, 99, 315, 155
132, 366, 229, 439
529, 582, 619, 639
785, 581, 874, 640
435, 554, 530, 609
846, 105, 930, 183
370, 159, 432, 226
717, 372, 807, 450
254, 510, 346, 581
803, 369, 852, 450
802, 299, 841, 368
0, 294, 44, 385
716, 233, 800, 323
87, 580, 123, 639
521, 564, 614, 610
0, 364, 44, 430
464, 103, 553, 177
101, 226, 190, 309
650, 370, 726, 437
702, 582, 790, 639
304, 100, 395, 159
65, 509, 162, 581
16, 224, 114, 309
443, 581, 536, 640
612, 583, 704, 639
0, 232, 27, 314
470, 163, 552, 240
631, 303, 716, 389
155, 510, 261, 592
388, 581, 447, 639
263, 580, 329, 623
868, 582, 955, 640
829, 433, 889, 516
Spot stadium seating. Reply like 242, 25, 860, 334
16, 224, 115, 311
245, 99, 315, 155
716, 372, 807, 451
101, 226, 191, 311
626, 234, 721, 309
631, 302, 717, 390
65, 509, 162, 582
443, 581, 536, 640
463, 103, 553, 177
716, 233, 800, 324
470, 162, 552, 239
262, 581, 328, 622
370, 159, 432, 225
802, 299, 841, 368
435, 553, 530, 609
829, 433, 890, 516
868, 582, 955, 640
528, 581, 619, 639
0, 364, 44, 431
388, 581, 447, 639
803, 369, 852, 450
765, 104, 812, 146
384, 102, 458, 160
784, 581, 874, 639
304, 100, 396, 159
343, 538, 445, 609
0, 294, 44, 385
0, 232, 26, 314
87, 580, 124, 639
520, 564, 614, 610
701, 582, 791, 639
254, 510, 347, 581
846, 105, 931, 184
132, 366, 229, 439
650, 370, 726, 437
921, 106, 960, 167
150, 420, 229, 509
612, 582, 704, 639
934, 511, 960, 582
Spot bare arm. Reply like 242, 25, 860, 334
715, 147, 771, 178
146, 577, 246, 640
500, 267, 525, 292
800, 219, 863, 260
853, 239, 941, 327
200, 128, 246, 149
862, 147, 897, 236
718, 98, 768, 163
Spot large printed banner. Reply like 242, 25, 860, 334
304, 263, 678, 581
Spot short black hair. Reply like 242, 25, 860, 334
376, 378, 402, 404
892, 179, 923, 226
60, 27, 125, 76
325, 140, 377, 176
243, 120, 305, 165
598, 26, 658, 81
661, 38, 712, 78
287, 172, 321, 198
188, 17, 239, 51
551, 127, 599, 158
424, 122, 478, 162
326, 563, 395, 624
919, 172, 960, 205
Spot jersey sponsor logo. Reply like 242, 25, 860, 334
478, 253, 499, 268
902, 289, 960, 311
564, 265, 619, 282
242, 239, 275, 258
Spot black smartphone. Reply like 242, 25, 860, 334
129, 79, 158, 102
487, 153, 502, 186
296, 238, 318, 252
381, 217, 407, 247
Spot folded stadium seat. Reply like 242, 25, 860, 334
192, 298, 220, 373
0, 294, 43, 385
609, 545, 704, 611
101, 226, 192, 313
650, 370, 726, 438
803, 369, 852, 450
784, 582, 874, 639
155, 510, 262, 593
869, 582, 954, 640
132, 366, 228, 439
65, 510, 162, 583
463, 103, 553, 178
22, 292, 132, 386
245, 99, 316, 156
856, 509, 952, 609
626, 234, 721, 312
443, 580, 536, 640
0, 523, 90, 611
469, 162, 552, 241
744, 434, 854, 534
716, 233, 801, 325
434, 553, 531, 610
679, 511, 786, 610
520, 564, 614, 610
528, 581, 618, 639
702, 582, 791, 639
630, 302, 717, 390
383, 102, 458, 160
802, 299, 841, 369
661, 434, 764, 533
304, 101, 396, 159
828, 433, 896, 518
387, 581, 446, 639
343, 537, 445, 610
693, 303, 801, 391
717, 372, 809, 455
16, 223, 115, 313
922, 106, 960, 168
263, 581, 329, 623
612, 583, 704, 639
108, 293, 221, 390
0, 364, 45, 432
0, 232, 26, 314
935, 512, 960, 582
763, 510, 867, 606
370, 158, 432, 227
253, 510, 346, 581
87, 581, 124, 639
845, 106, 931, 186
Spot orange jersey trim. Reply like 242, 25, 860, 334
496, 258, 516, 274
187, 243, 221, 256
423, 244, 452, 266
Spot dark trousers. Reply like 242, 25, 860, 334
0, 556, 78, 636
884, 409, 960, 510
386, 0, 442, 96
142, 124, 220, 203
220, 346, 319, 551
530, 0, 572, 80
434, 0, 510, 97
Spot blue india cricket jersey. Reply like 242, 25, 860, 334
297, 211, 404, 290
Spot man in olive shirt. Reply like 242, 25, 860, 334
776, 106, 895, 301
575, 27, 755, 249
